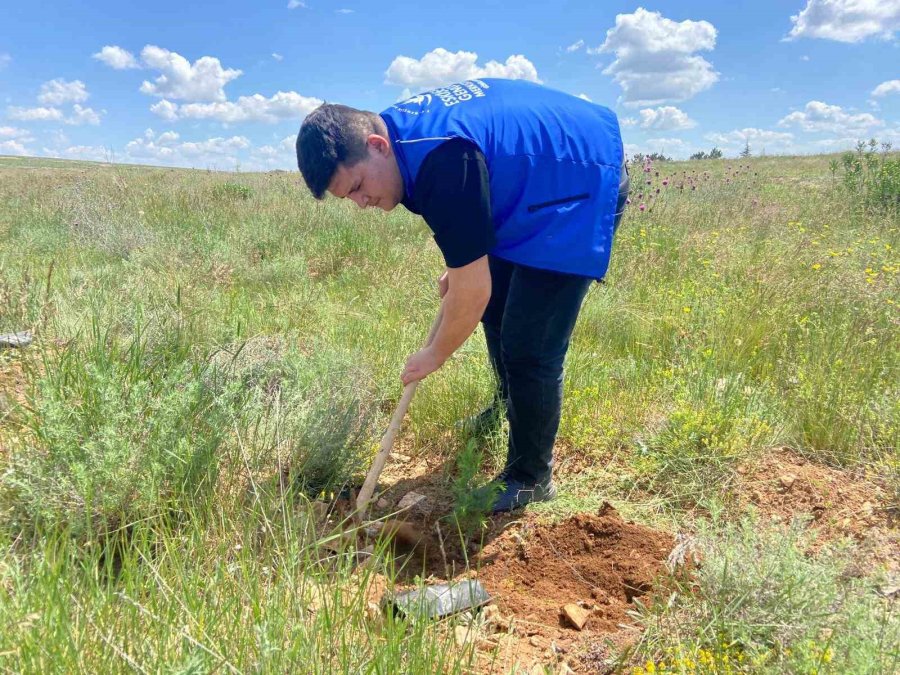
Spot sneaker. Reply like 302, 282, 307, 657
455, 405, 503, 438
491, 478, 557, 513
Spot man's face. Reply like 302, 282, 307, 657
327, 135, 404, 211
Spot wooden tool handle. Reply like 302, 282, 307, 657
355, 306, 444, 518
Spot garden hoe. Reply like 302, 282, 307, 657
353, 305, 445, 548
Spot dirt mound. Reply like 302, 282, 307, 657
475, 503, 673, 635
737, 449, 898, 570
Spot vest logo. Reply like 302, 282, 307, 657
401, 93, 432, 107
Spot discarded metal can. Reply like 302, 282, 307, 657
383, 579, 491, 621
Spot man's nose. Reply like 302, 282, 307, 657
351, 193, 368, 208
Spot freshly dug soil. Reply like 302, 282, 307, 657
475, 503, 674, 634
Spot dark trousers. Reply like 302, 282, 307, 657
481, 258, 592, 483
479, 166, 630, 484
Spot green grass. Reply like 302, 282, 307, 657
1, 150, 897, 671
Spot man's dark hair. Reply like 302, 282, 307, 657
295, 103, 385, 199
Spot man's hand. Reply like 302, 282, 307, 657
438, 269, 449, 298
401, 346, 444, 386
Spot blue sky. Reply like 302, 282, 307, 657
1, 1, 898, 168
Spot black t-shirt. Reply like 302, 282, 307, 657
400, 138, 496, 268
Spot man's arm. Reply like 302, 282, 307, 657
399, 138, 495, 385
400, 255, 490, 385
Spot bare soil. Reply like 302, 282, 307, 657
360, 442, 899, 673
735, 448, 898, 571
473, 504, 673, 635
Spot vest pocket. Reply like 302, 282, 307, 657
527, 193, 590, 213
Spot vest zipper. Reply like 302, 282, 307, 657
527, 193, 590, 213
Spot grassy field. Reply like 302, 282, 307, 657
0, 146, 897, 673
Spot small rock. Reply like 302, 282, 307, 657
482, 604, 500, 622
779, 474, 796, 489
375, 497, 390, 509
481, 603, 506, 630
861, 501, 874, 516
561, 603, 590, 631
393, 453, 411, 463
529, 635, 550, 649
397, 491, 428, 511
751, 490, 764, 503
880, 583, 900, 598
455, 625, 473, 647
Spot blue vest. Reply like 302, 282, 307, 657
380, 78, 623, 279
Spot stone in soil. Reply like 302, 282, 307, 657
397, 491, 428, 512
561, 603, 590, 630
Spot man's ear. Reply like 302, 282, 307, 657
367, 134, 391, 155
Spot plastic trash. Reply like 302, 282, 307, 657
0, 331, 32, 349
383, 579, 491, 621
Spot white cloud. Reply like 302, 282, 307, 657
872, 79, 900, 96
249, 135, 296, 169
125, 129, 251, 166
0, 53, 10, 69
139, 45, 242, 102
52, 145, 112, 162
0, 140, 29, 155
566, 39, 585, 53
287, 0, 306, 8
38, 79, 89, 105
7, 106, 64, 121
272, 53, 284, 62
646, 137, 690, 151
787, 0, 900, 43
634, 106, 696, 131
149, 100, 179, 122
336, 8, 354, 13
577, 93, 592, 102
0, 126, 33, 142
597, 7, 719, 107
385, 48, 541, 90
801, 55, 811, 61
151, 90, 322, 123
65, 104, 102, 126
93, 45, 139, 69
779, 100, 883, 134
705, 128, 795, 152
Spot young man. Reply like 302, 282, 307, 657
296, 78, 629, 512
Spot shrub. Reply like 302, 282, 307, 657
212, 183, 254, 200
633, 378, 775, 507
841, 139, 899, 214
220, 339, 379, 499
1, 321, 238, 540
